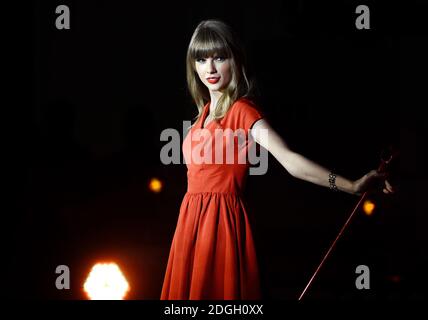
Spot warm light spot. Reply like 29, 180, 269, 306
363, 200, 375, 216
83, 262, 130, 300
149, 177, 163, 193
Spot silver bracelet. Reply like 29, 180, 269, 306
329, 172, 338, 191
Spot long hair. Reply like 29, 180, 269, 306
186, 20, 253, 125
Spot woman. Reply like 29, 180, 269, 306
160, 19, 393, 300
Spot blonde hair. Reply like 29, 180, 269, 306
186, 20, 253, 125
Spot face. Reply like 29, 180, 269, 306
195, 55, 232, 93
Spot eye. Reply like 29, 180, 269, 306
196, 58, 206, 63
214, 56, 226, 62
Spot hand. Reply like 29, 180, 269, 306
352, 170, 395, 196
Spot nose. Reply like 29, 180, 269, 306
207, 59, 217, 74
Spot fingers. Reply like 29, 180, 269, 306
365, 169, 395, 194
372, 169, 392, 193
385, 180, 393, 190
383, 180, 394, 194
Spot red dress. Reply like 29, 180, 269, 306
160, 98, 264, 300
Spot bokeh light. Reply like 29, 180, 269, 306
83, 262, 130, 300
149, 177, 163, 193
363, 200, 376, 216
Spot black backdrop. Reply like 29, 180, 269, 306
5, 0, 427, 301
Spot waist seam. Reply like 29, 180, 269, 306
185, 191, 243, 197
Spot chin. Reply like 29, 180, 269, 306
207, 83, 224, 91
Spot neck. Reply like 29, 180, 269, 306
209, 90, 223, 113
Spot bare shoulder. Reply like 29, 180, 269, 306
252, 118, 269, 130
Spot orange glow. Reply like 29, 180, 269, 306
83, 262, 130, 300
363, 200, 375, 216
149, 177, 163, 193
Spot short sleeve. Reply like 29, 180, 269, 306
235, 99, 264, 132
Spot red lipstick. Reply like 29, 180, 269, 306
206, 77, 220, 84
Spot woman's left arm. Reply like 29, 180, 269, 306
250, 119, 393, 196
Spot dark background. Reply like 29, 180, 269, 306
5, 0, 427, 300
